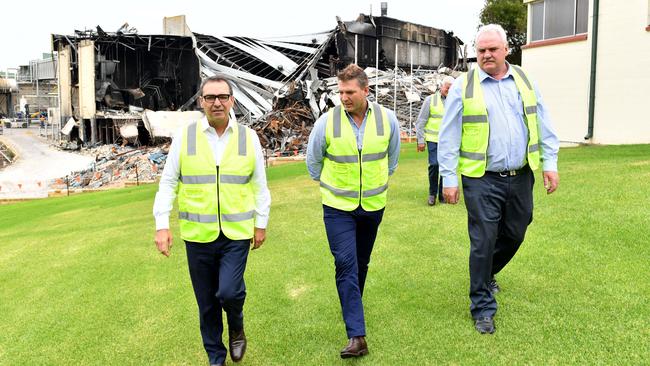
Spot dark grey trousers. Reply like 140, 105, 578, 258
462, 167, 534, 319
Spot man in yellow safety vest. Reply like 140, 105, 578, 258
415, 75, 455, 205
153, 75, 271, 365
306, 64, 401, 358
438, 24, 560, 334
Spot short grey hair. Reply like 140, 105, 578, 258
442, 76, 455, 85
475, 24, 508, 48
199, 75, 234, 96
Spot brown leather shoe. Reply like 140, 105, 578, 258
229, 329, 246, 362
340, 336, 369, 358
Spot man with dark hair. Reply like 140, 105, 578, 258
306, 64, 400, 358
153, 75, 271, 365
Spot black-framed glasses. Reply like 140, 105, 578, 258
202, 94, 231, 103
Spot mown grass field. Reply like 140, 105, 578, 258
1, 143, 649, 365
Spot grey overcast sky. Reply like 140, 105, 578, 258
0, 0, 485, 71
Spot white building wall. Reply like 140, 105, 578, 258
78, 40, 96, 120
522, 41, 590, 143
57, 45, 72, 119
523, 0, 650, 144
592, 0, 650, 144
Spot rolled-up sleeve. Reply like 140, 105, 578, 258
306, 114, 328, 181
437, 77, 464, 188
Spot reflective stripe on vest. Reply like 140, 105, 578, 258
320, 103, 390, 211
424, 92, 445, 142
459, 66, 541, 177
177, 121, 256, 242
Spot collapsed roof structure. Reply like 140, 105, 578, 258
51, 12, 465, 154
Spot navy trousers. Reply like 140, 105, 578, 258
185, 233, 250, 365
323, 204, 384, 338
462, 167, 534, 319
427, 141, 444, 200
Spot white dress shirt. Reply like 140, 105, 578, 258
153, 116, 271, 230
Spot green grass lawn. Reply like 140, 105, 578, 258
1, 143, 649, 365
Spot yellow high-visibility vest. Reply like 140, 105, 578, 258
424, 92, 445, 143
177, 122, 256, 242
319, 103, 390, 211
459, 65, 541, 177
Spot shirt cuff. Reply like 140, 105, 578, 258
417, 138, 425, 144
542, 159, 558, 172
155, 214, 170, 231
443, 175, 459, 188
255, 214, 269, 229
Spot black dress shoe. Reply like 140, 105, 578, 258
474, 317, 495, 334
428, 195, 436, 206
488, 277, 500, 294
340, 336, 369, 358
229, 329, 246, 362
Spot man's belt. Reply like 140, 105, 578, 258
486, 165, 529, 177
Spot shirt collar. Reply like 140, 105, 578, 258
343, 99, 373, 120
366, 100, 376, 115
477, 61, 514, 82
199, 115, 236, 134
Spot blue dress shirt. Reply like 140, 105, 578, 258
437, 64, 559, 188
306, 102, 401, 181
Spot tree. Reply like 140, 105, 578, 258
479, 0, 528, 65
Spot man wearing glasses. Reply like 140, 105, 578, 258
153, 75, 271, 366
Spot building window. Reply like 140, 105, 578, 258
530, 0, 589, 41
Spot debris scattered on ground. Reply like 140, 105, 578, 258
49, 144, 169, 190
250, 101, 316, 156
45, 68, 462, 190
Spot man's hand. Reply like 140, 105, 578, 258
155, 229, 173, 257
543, 171, 559, 194
417, 143, 425, 152
443, 187, 460, 204
252, 228, 266, 250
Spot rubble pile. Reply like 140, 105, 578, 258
50, 144, 169, 190
250, 101, 316, 156
0, 141, 15, 168
243, 67, 462, 153
313, 67, 460, 137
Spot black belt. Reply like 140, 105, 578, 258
486, 165, 529, 177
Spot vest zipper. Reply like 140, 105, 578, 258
216, 165, 222, 231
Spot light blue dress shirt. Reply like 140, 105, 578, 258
437, 64, 559, 188
306, 102, 401, 181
